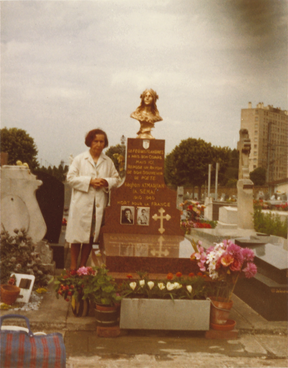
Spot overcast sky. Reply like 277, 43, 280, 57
1, 0, 287, 167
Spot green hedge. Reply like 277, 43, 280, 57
253, 208, 287, 239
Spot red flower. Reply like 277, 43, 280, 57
70, 270, 77, 276
176, 272, 182, 278
127, 274, 133, 279
189, 272, 195, 277
166, 273, 173, 280
197, 272, 203, 277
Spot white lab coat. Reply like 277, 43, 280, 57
65, 150, 119, 244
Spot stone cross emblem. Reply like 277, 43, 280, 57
150, 236, 169, 257
152, 208, 171, 234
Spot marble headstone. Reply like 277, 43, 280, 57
0, 166, 46, 242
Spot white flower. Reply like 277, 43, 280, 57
186, 285, 193, 293
129, 282, 137, 290
139, 280, 145, 287
166, 282, 175, 291
158, 283, 165, 290
174, 282, 182, 289
147, 281, 154, 290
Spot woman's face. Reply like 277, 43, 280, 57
90, 134, 106, 155
143, 92, 153, 105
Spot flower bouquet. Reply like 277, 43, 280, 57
191, 240, 257, 327
191, 240, 257, 303
54, 266, 96, 303
179, 200, 217, 234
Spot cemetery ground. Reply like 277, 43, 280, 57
1, 267, 287, 368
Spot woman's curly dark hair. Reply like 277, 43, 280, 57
85, 129, 109, 148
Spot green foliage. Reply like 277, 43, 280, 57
164, 138, 232, 188
35, 164, 69, 182
54, 266, 121, 306
83, 266, 121, 306
0, 127, 39, 169
0, 228, 52, 286
253, 208, 287, 238
250, 167, 266, 186
225, 178, 237, 187
105, 144, 126, 174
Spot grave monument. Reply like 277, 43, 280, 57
0, 166, 46, 242
237, 129, 254, 229
99, 90, 197, 277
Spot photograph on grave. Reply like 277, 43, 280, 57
135, 243, 149, 257
136, 207, 150, 226
120, 244, 134, 256
120, 206, 135, 225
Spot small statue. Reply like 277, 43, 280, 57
237, 129, 251, 179
130, 89, 163, 139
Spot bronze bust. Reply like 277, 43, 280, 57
131, 89, 163, 139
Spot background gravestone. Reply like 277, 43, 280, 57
34, 171, 64, 244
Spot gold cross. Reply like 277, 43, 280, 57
152, 208, 171, 234
150, 236, 169, 257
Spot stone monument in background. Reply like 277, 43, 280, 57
237, 129, 254, 229
0, 166, 47, 242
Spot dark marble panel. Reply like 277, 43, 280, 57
235, 238, 288, 284
235, 273, 288, 321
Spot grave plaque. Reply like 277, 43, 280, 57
101, 138, 182, 237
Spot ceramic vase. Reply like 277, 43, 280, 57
71, 295, 90, 317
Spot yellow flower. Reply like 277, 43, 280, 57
36, 288, 48, 294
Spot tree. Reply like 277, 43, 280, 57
250, 167, 266, 186
105, 144, 126, 176
0, 127, 39, 169
164, 138, 231, 196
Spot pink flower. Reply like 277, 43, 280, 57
77, 266, 88, 276
242, 248, 255, 262
243, 262, 257, 278
227, 243, 244, 271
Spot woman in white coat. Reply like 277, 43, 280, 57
65, 129, 120, 270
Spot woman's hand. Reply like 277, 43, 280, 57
90, 178, 108, 189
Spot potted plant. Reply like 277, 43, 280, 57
54, 266, 96, 317
191, 240, 257, 330
83, 265, 122, 332
119, 271, 212, 331
0, 274, 20, 306
0, 228, 52, 287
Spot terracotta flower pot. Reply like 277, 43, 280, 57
94, 304, 120, 327
0, 284, 21, 305
208, 296, 233, 326
210, 319, 236, 331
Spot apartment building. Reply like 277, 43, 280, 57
241, 102, 288, 182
